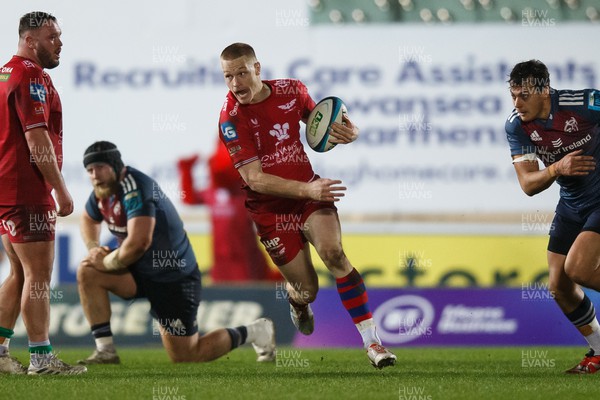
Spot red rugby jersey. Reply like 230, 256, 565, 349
219, 79, 316, 213
0, 56, 62, 205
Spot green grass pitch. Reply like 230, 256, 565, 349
0, 347, 597, 399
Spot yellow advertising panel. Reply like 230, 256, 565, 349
188, 234, 550, 287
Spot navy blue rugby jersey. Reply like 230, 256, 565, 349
506, 88, 600, 210
85, 166, 197, 282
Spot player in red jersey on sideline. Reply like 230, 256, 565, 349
218, 43, 396, 368
0, 12, 85, 375
178, 139, 279, 282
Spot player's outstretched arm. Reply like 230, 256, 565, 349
513, 150, 595, 196
238, 160, 346, 202
328, 113, 359, 145
25, 127, 73, 216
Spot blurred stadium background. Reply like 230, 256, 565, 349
1, 0, 599, 362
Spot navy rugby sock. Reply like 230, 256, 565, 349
566, 295, 596, 329
226, 326, 248, 350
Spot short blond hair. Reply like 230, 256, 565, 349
220, 43, 257, 61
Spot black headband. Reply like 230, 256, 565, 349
83, 148, 119, 166
83, 147, 124, 176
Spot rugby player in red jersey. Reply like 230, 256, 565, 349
506, 60, 600, 374
218, 43, 396, 369
0, 12, 85, 375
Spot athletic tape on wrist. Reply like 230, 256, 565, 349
512, 154, 537, 164
103, 248, 126, 271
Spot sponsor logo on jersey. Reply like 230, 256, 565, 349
261, 237, 285, 258
261, 237, 285, 257
254, 132, 261, 150
229, 101, 239, 116
124, 190, 142, 212
107, 223, 127, 234
0, 73, 10, 82
22, 60, 36, 68
228, 145, 241, 155
564, 116, 578, 132
250, 118, 259, 126
538, 133, 591, 158
529, 130, 542, 141
261, 237, 282, 249
278, 98, 297, 113
273, 79, 291, 88
29, 83, 47, 103
260, 142, 308, 168
589, 90, 600, 111
220, 121, 238, 142
269, 123, 290, 142
34, 105, 45, 115
0, 67, 13, 73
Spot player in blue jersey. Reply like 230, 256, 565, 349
506, 60, 600, 374
76, 141, 275, 364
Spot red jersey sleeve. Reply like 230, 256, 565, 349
14, 64, 50, 133
296, 80, 316, 121
219, 94, 259, 169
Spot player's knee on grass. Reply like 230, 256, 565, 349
168, 352, 197, 363
163, 335, 197, 363
164, 333, 216, 363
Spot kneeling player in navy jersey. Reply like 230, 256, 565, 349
76, 141, 275, 364
506, 60, 600, 374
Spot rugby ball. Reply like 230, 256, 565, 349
306, 96, 347, 152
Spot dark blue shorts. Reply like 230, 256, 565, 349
129, 267, 202, 336
548, 201, 600, 255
